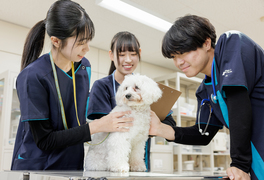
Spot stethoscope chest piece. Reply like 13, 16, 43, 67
198, 58, 218, 136
211, 93, 218, 104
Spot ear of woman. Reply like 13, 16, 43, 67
50, 36, 61, 48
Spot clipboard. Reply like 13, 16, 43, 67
150, 82, 182, 121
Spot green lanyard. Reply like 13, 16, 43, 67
49, 52, 80, 129
49, 52, 109, 145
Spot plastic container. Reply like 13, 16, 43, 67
183, 160, 195, 170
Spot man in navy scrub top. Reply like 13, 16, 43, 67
149, 15, 264, 180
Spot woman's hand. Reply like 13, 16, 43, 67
89, 111, 133, 135
226, 167, 250, 180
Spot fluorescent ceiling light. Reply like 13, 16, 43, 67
96, 0, 172, 32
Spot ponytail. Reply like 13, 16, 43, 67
108, 61, 116, 75
21, 20, 46, 71
20, 0, 95, 71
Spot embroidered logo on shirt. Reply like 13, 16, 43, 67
222, 69, 232, 77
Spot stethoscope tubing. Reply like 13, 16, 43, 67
112, 70, 116, 96
211, 60, 217, 98
198, 57, 217, 135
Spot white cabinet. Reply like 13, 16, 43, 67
0, 70, 19, 170
150, 72, 230, 174
150, 136, 174, 173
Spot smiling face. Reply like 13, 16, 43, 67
50, 35, 91, 72
59, 36, 90, 63
171, 38, 213, 77
110, 49, 140, 76
109, 32, 141, 83
172, 48, 208, 77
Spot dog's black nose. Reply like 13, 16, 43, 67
125, 94, 131, 99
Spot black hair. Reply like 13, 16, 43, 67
108, 31, 140, 75
21, 0, 95, 71
162, 15, 216, 59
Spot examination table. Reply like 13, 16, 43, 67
0, 170, 229, 180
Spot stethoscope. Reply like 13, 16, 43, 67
197, 58, 218, 136
112, 70, 117, 96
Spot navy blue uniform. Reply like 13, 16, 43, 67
197, 31, 264, 179
11, 53, 91, 170
87, 75, 117, 119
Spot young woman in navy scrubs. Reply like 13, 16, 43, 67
87, 31, 176, 171
149, 15, 264, 180
11, 0, 133, 170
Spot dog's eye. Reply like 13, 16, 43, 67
135, 86, 139, 90
125, 87, 128, 90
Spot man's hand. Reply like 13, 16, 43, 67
226, 167, 250, 180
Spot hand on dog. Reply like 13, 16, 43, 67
149, 110, 175, 141
149, 110, 162, 136
89, 111, 134, 134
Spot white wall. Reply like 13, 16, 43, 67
0, 20, 176, 83
0, 21, 27, 73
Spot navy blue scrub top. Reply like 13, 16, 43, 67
87, 75, 117, 119
11, 53, 91, 170
196, 31, 264, 180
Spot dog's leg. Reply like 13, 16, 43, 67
129, 138, 147, 172
84, 133, 108, 171
85, 147, 108, 171
107, 133, 131, 172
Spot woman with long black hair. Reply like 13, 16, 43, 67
11, 0, 133, 170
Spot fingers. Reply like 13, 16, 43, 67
226, 167, 250, 180
115, 119, 133, 131
118, 117, 134, 124
150, 110, 157, 117
111, 111, 134, 123
114, 122, 133, 132
117, 121, 133, 128
107, 111, 134, 132
226, 167, 234, 180
114, 111, 131, 118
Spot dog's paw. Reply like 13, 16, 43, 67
130, 164, 146, 172
109, 165, 129, 172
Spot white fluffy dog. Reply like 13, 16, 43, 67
85, 74, 162, 172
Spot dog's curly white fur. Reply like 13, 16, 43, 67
84, 74, 162, 172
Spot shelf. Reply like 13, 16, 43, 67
0, 70, 20, 170
173, 144, 212, 155
181, 152, 211, 155
11, 110, 20, 113
173, 170, 215, 176
213, 153, 230, 156
150, 145, 173, 153
213, 170, 227, 174
154, 72, 202, 86
172, 113, 196, 121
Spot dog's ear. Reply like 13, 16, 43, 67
115, 74, 134, 106
115, 85, 124, 106
149, 82, 162, 103
140, 76, 162, 104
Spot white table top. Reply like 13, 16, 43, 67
0, 170, 229, 180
